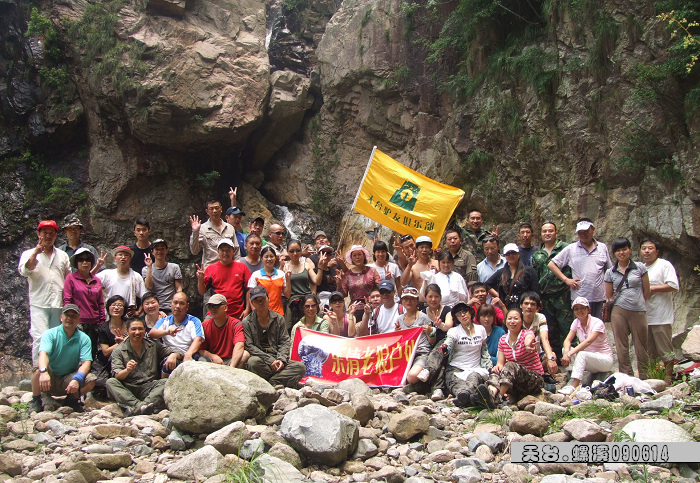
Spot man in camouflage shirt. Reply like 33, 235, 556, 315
531, 222, 572, 359
457, 209, 498, 264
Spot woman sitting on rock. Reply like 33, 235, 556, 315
559, 296, 614, 395
421, 283, 453, 344
289, 294, 330, 355
324, 291, 358, 338
92, 295, 128, 395
486, 307, 545, 405
427, 302, 493, 408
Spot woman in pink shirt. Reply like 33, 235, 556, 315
558, 296, 614, 395
63, 247, 105, 358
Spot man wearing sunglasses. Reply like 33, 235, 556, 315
267, 223, 288, 262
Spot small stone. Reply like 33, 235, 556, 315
454, 458, 490, 472
351, 393, 375, 425
130, 416, 169, 438
534, 401, 568, 419
644, 379, 667, 392
365, 456, 388, 470
332, 402, 357, 419
3, 438, 38, 451
46, 419, 76, 436
562, 418, 607, 442
91, 424, 134, 439
372, 465, 405, 483
30, 431, 56, 444
535, 462, 588, 475
451, 465, 481, 483
503, 463, 529, 483
474, 444, 494, 462
166, 446, 223, 480
151, 436, 169, 450
542, 432, 570, 442
61, 470, 89, 483
204, 421, 251, 455
509, 412, 549, 437
517, 395, 540, 409
167, 429, 187, 451
0, 405, 18, 422
239, 438, 266, 460
0, 454, 23, 476
387, 410, 429, 441
85, 453, 133, 470
84, 444, 113, 454
267, 442, 302, 469
468, 432, 505, 453
352, 438, 379, 459
341, 460, 367, 473
620, 395, 641, 409
640, 394, 674, 412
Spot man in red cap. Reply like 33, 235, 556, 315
19, 220, 71, 363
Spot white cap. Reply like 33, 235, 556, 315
503, 243, 519, 255
575, 221, 594, 232
217, 238, 235, 248
415, 236, 433, 246
571, 296, 590, 308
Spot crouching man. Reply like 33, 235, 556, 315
242, 287, 306, 387
107, 317, 184, 416
30, 304, 96, 413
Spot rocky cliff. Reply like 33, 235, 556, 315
1, 0, 698, 359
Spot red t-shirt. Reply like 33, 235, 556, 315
204, 261, 251, 318
200, 316, 244, 359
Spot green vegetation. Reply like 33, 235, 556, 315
196, 170, 222, 187
67, 0, 152, 102
220, 442, 266, 483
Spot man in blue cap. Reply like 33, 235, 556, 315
358, 279, 403, 336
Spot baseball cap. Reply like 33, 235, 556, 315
217, 238, 235, 249
378, 280, 395, 292
37, 220, 59, 231
62, 304, 80, 315
250, 216, 265, 224
208, 294, 228, 306
329, 291, 345, 302
318, 245, 333, 253
571, 296, 590, 308
112, 245, 134, 257
249, 286, 268, 301
415, 236, 433, 247
575, 221, 594, 232
400, 287, 419, 299
62, 214, 83, 229
313, 230, 328, 240
152, 239, 168, 248
226, 207, 246, 216
503, 243, 519, 255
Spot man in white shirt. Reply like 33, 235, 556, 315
97, 246, 146, 316
477, 237, 506, 283
358, 280, 402, 336
640, 239, 679, 384
18, 220, 71, 363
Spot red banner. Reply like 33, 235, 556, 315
290, 327, 423, 387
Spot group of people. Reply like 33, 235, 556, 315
19, 192, 680, 413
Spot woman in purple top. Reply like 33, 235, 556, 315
558, 296, 614, 395
63, 247, 105, 358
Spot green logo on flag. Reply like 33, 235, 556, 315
389, 181, 420, 212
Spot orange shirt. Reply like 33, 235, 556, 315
248, 268, 286, 315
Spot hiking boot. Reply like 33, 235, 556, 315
30, 398, 43, 414
63, 396, 84, 413
544, 383, 557, 393
456, 391, 471, 408
476, 384, 496, 409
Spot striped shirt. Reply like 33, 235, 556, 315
498, 329, 544, 374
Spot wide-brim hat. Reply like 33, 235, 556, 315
345, 245, 371, 265
70, 247, 96, 269
112, 245, 134, 257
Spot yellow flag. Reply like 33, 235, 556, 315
352, 148, 465, 240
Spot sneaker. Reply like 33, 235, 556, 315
417, 368, 430, 383
544, 383, 557, 393
30, 398, 43, 414
558, 384, 578, 395
431, 388, 444, 401
476, 384, 496, 409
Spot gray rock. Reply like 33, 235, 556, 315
372, 465, 405, 483
57, 460, 105, 483
622, 419, 695, 442
240, 438, 267, 460
204, 421, 252, 455
502, 463, 530, 483
620, 395, 641, 409
539, 476, 589, 483
131, 444, 153, 457
167, 429, 187, 451
452, 465, 481, 483
454, 458, 490, 472
30, 431, 56, 444
543, 431, 570, 442
534, 401, 568, 419
61, 470, 88, 483
562, 419, 607, 442
468, 432, 505, 453
130, 415, 169, 438
281, 404, 359, 466
337, 378, 372, 396
644, 379, 667, 392
256, 454, 308, 483
166, 445, 224, 480
387, 410, 430, 441
640, 394, 674, 411
352, 438, 379, 459
509, 411, 549, 436
85, 453, 133, 471
17, 379, 32, 392
84, 444, 113, 454
474, 444, 494, 463
164, 362, 278, 433
46, 418, 76, 436
3, 438, 38, 451
681, 326, 700, 361
535, 462, 588, 475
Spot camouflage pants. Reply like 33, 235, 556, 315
541, 291, 573, 359
487, 361, 543, 401
445, 367, 488, 399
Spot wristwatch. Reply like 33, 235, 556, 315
39, 367, 47, 373
548, 356, 557, 361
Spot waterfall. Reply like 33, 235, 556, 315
265, 3, 283, 51
274, 204, 299, 239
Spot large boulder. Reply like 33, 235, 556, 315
622, 419, 695, 442
164, 362, 279, 433
681, 326, 700, 361
387, 410, 430, 442
509, 412, 549, 437
280, 404, 359, 466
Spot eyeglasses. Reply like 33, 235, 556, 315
455, 310, 469, 318
505, 251, 519, 256
483, 237, 499, 243
303, 304, 318, 309
270, 231, 284, 236
76, 258, 92, 263
288, 249, 301, 253
111, 303, 125, 308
